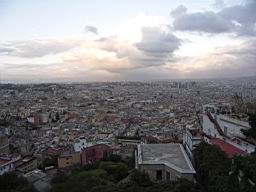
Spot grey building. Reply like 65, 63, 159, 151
135, 143, 195, 181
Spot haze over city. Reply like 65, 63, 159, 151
1, 1, 256, 192
0, 0, 255, 83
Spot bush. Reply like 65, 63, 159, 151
0, 172, 36, 192
130, 169, 152, 187
98, 161, 129, 182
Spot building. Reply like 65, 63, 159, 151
46, 147, 64, 157
203, 111, 251, 139
0, 157, 15, 175
183, 128, 202, 159
15, 156, 38, 174
81, 144, 110, 166
209, 137, 246, 156
73, 137, 90, 152
57, 152, 80, 168
135, 144, 196, 181
24, 169, 52, 192
0, 136, 9, 156
202, 104, 255, 154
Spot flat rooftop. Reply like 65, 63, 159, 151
137, 144, 195, 173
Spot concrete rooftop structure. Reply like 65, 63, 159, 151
136, 143, 195, 181
138, 143, 195, 173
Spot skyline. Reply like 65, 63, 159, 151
0, 0, 256, 83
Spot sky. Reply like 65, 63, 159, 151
0, 0, 255, 83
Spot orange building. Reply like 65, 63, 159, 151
57, 152, 80, 168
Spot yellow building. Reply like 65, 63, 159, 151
57, 153, 80, 168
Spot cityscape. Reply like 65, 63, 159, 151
0, 0, 256, 192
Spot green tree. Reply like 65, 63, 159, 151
193, 142, 231, 189
242, 113, 256, 140
0, 172, 36, 192
129, 169, 152, 187
51, 169, 112, 192
98, 161, 129, 182
173, 179, 202, 192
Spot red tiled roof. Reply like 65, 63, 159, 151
210, 138, 246, 156
47, 147, 64, 154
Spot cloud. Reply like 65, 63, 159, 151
3, 63, 60, 70
136, 27, 181, 54
1, 9, 255, 82
170, 5, 187, 17
134, 26, 181, 66
165, 39, 256, 78
219, 0, 256, 36
213, 0, 226, 9
0, 39, 79, 58
172, 1, 256, 36
85, 25, 98, 35
173, 10, 235, 33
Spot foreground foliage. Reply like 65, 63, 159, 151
194, 142, 256, 192
0, 172, 36, 192
242, 113, 256, 140
51, 161, 201, 192
51, 144, 256, 192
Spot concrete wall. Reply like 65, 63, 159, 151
0, 161, 14, 175
0, 137, 9, 155
203, 114, 219, 137
138, 164, 194, 182
217, 115, 250, 138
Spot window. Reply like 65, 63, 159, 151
156, 170, 162, 180
166, 171, 170, 180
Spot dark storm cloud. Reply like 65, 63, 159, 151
85, 25, 98, 35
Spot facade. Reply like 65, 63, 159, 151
183, 128, 202, 159
0, 136, 9, 156
203, 112, 251, 139
136, 144, 196, 181
0, 157, 15, 175
15, 156, 38, 174
46, 147, 64, 157
24, 169, 51, 192
81, 144, 110, 166
57, 152, 80, 168
73, 137, 89, 152
202, 104, 255, 154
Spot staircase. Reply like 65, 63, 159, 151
206, 112, 226, 137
